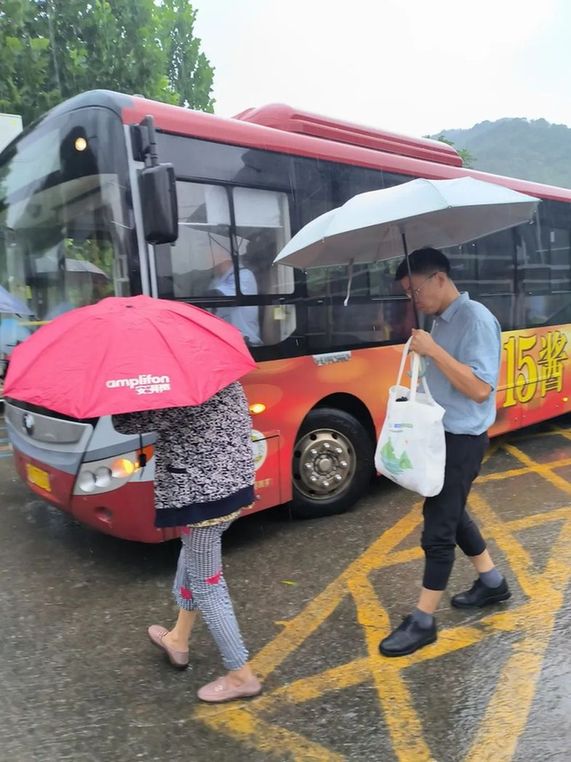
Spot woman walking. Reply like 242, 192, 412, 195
114, 381, 261, 703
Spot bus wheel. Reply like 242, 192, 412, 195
291, 407, 374, 519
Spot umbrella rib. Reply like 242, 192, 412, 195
139, 310, 247, 410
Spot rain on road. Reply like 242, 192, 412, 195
1, 414, 570, 761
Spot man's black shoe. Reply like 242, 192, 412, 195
451, 578, 511, 609
379, 615, 437, 657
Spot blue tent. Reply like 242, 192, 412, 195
0, 285, 32, 315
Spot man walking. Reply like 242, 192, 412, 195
380, 247, 510, 658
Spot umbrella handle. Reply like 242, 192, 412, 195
401, 232, 420, 328
343, 258, 354, 307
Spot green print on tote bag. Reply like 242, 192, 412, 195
375, 339, 446, 497
379, 438, 413, 476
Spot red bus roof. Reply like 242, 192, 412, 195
121, 94, 571, 204
233, 103, 463, 167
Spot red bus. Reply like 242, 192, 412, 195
1, 91, 570, 542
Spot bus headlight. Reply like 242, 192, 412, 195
249, 402, 266, 415
74, 446, 154, 495
95, 467, 112, 488
77, 471, 96, 493
111, 458, 136, 479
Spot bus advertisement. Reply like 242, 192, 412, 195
0, 91, 569, 542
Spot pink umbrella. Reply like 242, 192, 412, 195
4, 296, 256, 418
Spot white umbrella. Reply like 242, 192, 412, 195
274, 176, 540, 270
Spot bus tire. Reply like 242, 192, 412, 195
291, 407, 374, 519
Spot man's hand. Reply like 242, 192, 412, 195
409, 329, 492, 404
410, 329, 439, 358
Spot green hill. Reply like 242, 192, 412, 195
434, 118, 571, 189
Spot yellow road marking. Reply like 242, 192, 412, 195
192, 425, 571, 761
250, 504, 423, 680
549, 425, 571, 441
505, 444, 571, 496
505, 505, 571, 532
465, 644, 546, 762
478, 456, 571, 483
251, 577, 347, 681
194, 704, 345, 762
254, 658, 371, 708
348, 575, 433, 761
482, 439, 501, 463
379, 547, 423, 568
466, 514, 571, 761
468, 491, 537, 598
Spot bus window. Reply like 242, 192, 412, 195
547, 201, 571, 294
335, 163, 384, 203
461, 230, 516, 329
445, 242, 479, 295
159, 182, 263, 346
0, 108, 134, 326
233, 187, 297, 346
368, 257, 405, 298
160, 181, 232, 299
156, 182, 297, 347
513, 201, 571, 328
306, 298, 413, 350
305, 259, 412, 349
473, 229, 516, 295
1, 185, 129, 322
292, 156, 335, 226
233, 187, 293, 296
550, 227, 571, 292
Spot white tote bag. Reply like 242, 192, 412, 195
375, 339, 446, 497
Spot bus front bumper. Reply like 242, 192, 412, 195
13, 448, 176, 543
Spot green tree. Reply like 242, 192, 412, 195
0, 0, 214, 125
156, 0, 214, 111
425, 132, 476, 168
0, 1, 56, 123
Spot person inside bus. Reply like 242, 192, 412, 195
379, 247, 510, 658
113, 381, 262, 703
207, 235, 262, 346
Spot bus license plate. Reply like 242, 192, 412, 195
26, 464, 51, 492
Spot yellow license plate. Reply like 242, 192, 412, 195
26, 464, 51, 492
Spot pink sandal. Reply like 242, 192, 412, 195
197, 675, 262, 703
147, 625, 189, 670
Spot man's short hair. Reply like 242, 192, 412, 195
394, 247, 451, 281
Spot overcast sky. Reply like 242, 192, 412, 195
192, 0, 571, 138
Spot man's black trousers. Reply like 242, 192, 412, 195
421, 431, 489, 591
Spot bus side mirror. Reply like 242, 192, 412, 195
139, 163, 178, 244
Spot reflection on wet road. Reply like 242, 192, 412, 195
1, 414, 570, 761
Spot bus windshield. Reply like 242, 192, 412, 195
0, 107, 135, 356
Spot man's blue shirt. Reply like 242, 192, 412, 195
424, 292, 501, 435
210, 267, 261, 346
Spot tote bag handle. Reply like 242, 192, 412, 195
395, 338, 436, 405
395, 337, 412, 388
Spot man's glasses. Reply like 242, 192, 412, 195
404, 272, 438, 298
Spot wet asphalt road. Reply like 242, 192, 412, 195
1, 414, 571, 762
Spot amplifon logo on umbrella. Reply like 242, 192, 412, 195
105, 374, 171, 395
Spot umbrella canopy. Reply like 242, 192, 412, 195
0, 285, 33, 315
4, 295, 256, 418
274, 177, 540, 269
